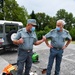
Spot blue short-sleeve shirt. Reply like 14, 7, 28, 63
14, 28, 37, 50
45, 29, 72, 48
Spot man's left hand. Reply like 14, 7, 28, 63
62, 45, 67, 50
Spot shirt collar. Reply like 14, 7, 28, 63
24, 28, 33, 33
22, 28, 28, 32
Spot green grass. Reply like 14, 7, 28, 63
71, 41, 75, 44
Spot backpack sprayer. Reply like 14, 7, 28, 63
32, 52, 39, 63
2, 52, 39, 75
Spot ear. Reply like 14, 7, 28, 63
27, 24, 29, 26
62, 24, 64, 27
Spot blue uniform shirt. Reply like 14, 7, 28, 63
14, 28, 37, 50
45, 29, 72, 48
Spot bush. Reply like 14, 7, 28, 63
36, 26, 52, 40
70, 28, 75, 41
36, 30, 45, 40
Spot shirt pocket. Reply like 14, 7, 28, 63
29, 36, 36, 44
51, 34, 58, 42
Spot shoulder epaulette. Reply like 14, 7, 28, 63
50, 29, 55, 32
63, 29, 69, 34
64, 29, 69, 33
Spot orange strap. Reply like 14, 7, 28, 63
3, 64, 16, 74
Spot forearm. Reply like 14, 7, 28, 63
45, 39, 49, 46
65, 39, 72, 47
34, 39, 44, 45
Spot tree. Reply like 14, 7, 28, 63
70, 28, 75, 40
0, 0, 4, 8
30, 10, 36, 19
65, 13, 73, 30
72, 17, 75, 28
0, 0, 4, 19
35, 13, 51, 31
56, 9, 74, 30
56, 9, 68, 20
0, 0, 29, 25
49, 17, 56, 29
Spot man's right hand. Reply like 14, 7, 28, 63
42, 36, 46, 41
18, 38, 24, 44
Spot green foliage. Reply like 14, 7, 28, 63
36, 26, 51, 40
70, 28, 75, 40
0, 0, 29, 26
35, 13, 52, 31
56, 9, 74, 30
36, 30, 44, 40
0, 12, 3, 19
1, 1, 75, 40
56, 9, 67, 20
0, 0, 3, 8
30, 10, 36, 19
34, 9, 75, 40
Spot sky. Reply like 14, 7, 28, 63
16, 0, 75, 17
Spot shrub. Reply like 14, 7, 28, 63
70, 28, 75, 41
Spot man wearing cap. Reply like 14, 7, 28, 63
13, 19, 45, 75
43, 20, 72, 75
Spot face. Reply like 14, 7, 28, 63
27, 24, 36, 32
56, 22, 64, 30
28, 24, 33, 28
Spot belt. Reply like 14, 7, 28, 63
19, 48, 32, 52
24, 50, 32, 52
26, 50, 32, 52
53, 47, 62, 50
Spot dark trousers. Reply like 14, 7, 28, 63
17, 48, 33, 75
46, 48, 63, 75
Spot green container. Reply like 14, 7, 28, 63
32, 52, 39, 62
